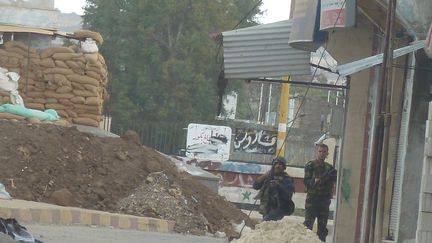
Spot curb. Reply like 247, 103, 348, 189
0, 200, 174, 233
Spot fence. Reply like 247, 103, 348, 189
110, 122, 187, 155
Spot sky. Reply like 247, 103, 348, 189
54, 0, 291, 24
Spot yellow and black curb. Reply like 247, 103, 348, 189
0, 199, 174, 232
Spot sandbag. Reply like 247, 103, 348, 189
72, 68, 86, 75
70, 96, 85, 104
56, 109, 69, 118
67, 74, 99, 86
6, 47, 39, 59
58, 99, 74, 106
74, 30, 104, 44
65, 109, 78, 118
40, 47, 75, 58
73, 103, 101, 113
45, 103, 67, 110
54, 60, 69, 69
44, 67, 74, 76
18, 77, 35, 85
40, 58, 56, 68
53, 119, 71, 127
0, 112, 25, 120
26, 91, 44, 98
52, 53, 83, 61
32, 98, 46, 103
78, 113, 101, 121
85, 70, 101, 80
71, 82, 85, 90
73, 89, 98, 97
4, 41, 37, 53
65, 60, 80, 69
56, 86, 73, 93
0, 49, 23, 59
83, 84, 99, 93
84, 53, 99, 64
25, 102, 45, 110
44, 90, 74, 99
73, 117, 99, 127
85, 97, 101, 106
46, 98, 58, 103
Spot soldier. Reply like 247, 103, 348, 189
253, 156, 295, 221
303, 143, 337, 242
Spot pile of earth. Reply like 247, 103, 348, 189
0, 120, 255, 238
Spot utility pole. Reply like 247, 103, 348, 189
372, 0, 397, 242
277, 76, 290, 157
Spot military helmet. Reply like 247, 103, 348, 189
272, 156, 287, 168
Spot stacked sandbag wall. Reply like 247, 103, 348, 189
0, 41, 108, 127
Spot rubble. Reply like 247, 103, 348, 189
232, 218, 322, 243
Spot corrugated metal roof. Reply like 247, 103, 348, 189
0, 24, 55, 35
222, 20, 311, 79
335, 41, 425, 76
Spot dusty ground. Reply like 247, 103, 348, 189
0, 120, 255, 238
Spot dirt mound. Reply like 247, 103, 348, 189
0, 120, 255, 237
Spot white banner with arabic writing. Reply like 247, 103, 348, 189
186, 123, 232, 161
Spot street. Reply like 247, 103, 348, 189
26, 224, 228, 243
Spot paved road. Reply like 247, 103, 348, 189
26, 224, 228, 243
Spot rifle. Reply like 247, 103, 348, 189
310, 168, 337, 188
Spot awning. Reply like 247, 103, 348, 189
222, 20, 311, 79
335, 41, 425, 76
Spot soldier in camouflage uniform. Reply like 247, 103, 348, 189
253, 156, 295, 221
303, 144, 337, 242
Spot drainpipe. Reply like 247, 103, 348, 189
373, 0, 397, 242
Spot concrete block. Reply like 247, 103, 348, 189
425, 138, 432, 157
420, 193, 432, 212
429, 102, 432, 121
423, 175, 432, 194
427, 120, 432, 138
416, 230, 432, 243
418, 212, 432, 231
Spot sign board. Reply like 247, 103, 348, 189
289, 0, 327, 51
234, 129, 277, 154
320, 0, 356, 30
186, 123, 232, 161
425, 23, 432, 58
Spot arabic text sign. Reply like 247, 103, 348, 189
186, 123, 232, 161
234, 129, 277, 155
320, 0, 356, 30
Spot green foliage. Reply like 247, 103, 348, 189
83, 0, 263, 129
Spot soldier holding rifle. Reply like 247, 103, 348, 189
303, 143, 337, 242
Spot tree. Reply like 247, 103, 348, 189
83, 0, 263, 129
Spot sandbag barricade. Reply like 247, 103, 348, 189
0, 41, 109, 127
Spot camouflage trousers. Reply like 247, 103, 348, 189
303, 194, 331, 242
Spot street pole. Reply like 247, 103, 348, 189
277, 76, 290, 157
374, 0, 396, 242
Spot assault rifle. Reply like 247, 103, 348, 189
310, 168, 337, 188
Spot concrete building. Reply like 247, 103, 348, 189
219, 0, 432, 242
